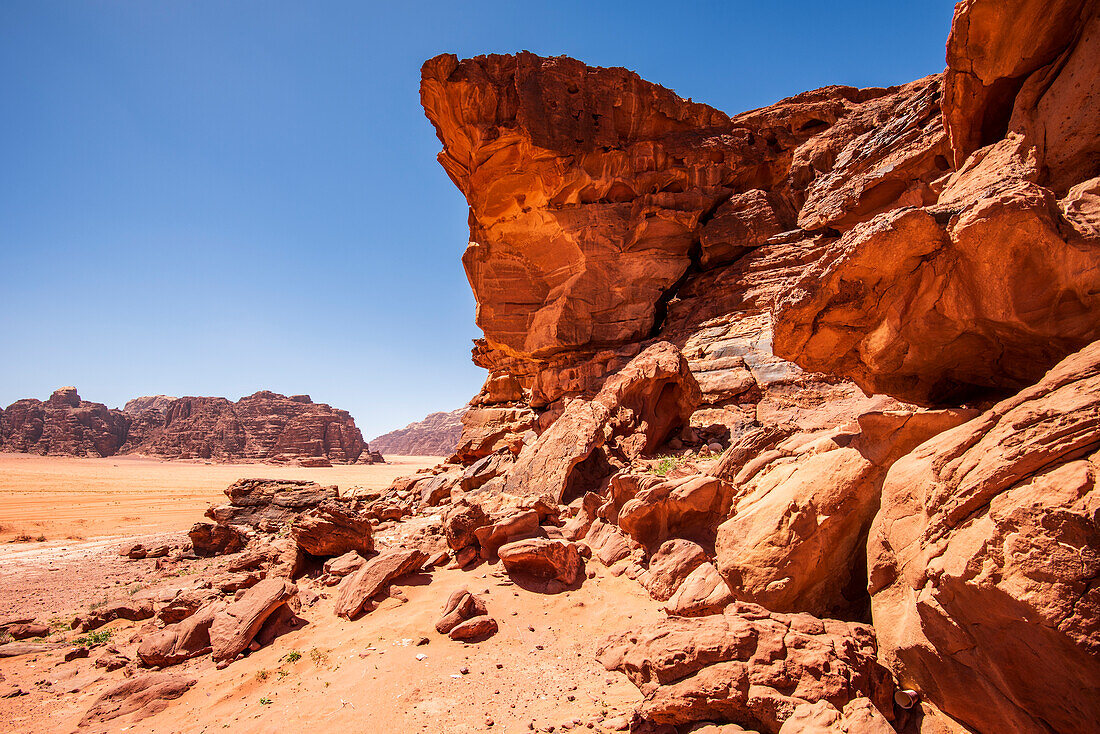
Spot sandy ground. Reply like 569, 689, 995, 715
0, 453, 441, 543
0, 536, 657, 734
0, 454, 660, 733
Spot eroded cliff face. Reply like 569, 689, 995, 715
418, 1, 1100, 731
0, 389, 372, 464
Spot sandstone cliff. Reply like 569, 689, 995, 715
369, 408, 466, 456
1, 389, 373, 464
413, 1, 1100, 730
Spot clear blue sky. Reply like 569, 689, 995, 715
0, 1, 956, 439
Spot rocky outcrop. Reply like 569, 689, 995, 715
369, 408, 466, 456
333, 548, 428, 619
596, 602, 893, 732
209, 578, 297, 662
0, 388, 372, 463
205, 479, 339, 530
0, 387, 129, 457
868, 341, 1100, 734
133, 391, 370, 463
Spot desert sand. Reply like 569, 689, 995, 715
0, 453, 441, 543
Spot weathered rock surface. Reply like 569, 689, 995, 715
502, 342, 701, 502
369, 408, 466, 456
188, 522, 247, 556
206, 479, 338, 529
334, 549, 428, 619
596, 602, 892, 731
0, 387, 373, 463
78, 673, 196, 729
132, 391, 369, 463
0, 387, 130, 457
209, 578, 296, 662
290, 502, 374, 557
138, 603, 222, 668
868, 340, 1100, 734
664, 563, 735, 618
497, 538, 584, 586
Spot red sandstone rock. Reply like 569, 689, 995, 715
443, 499, 491, 551
596, 602, 893, 731
497, 538, 584, 586
188, 521, 246, 556
78, 673, 196, 729
449, 615, 498, 642
209, 578, 296, 662
638, 539, 708, 602
502, 342, 701, 502
290, 502, 374, 557
333, 549, 428, 619
138, 603, 223, 668
206, 479, 338, 529
664, 563, 734, 618
868, 341, 1100, 733
128, 390, 369, 463
0, 387, 129, 457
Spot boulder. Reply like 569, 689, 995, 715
290, 502, 374, 557
473, 510, 540, 559
155, 589, 221, 626
714, 409, 976, 619
639, 539, 708, 602
776, 698, 893, 734
584, 520, 639, 567
596, 602, 893, 731
205, 479, 338, 529
333, 549, 428, 619
136, 598, 221, 669
73, 599, 154, 633
209, 578, 296, 662
6, 623, 49, 640
322, 550, 366, 579
868, 340, 1100, 733
77, 673, 196, 728
664, 563, 735, 618
443, 499, 490, 551
617, 474, 733, 552
188, 521, 246, 556
449, 615, 499, 642
497, 538, 584, 586
435, 588, 489, 635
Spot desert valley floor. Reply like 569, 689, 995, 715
0, 453, 665, 734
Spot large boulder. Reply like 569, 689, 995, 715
78, 673, 196, 729
868, 340, 1100, 733
596, 602, 893, 732
617, 474, 733, 552
206, 479, 338, 529
290, 502, 374, 557
138, 603, 223, 668
209, 578, 296, 662
333, 549, 428, 619
497, 538, 584, 586
188, 521, 246, 556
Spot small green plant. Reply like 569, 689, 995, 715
259, 697, 273, 706
35, 534, 46, 542
255, 669, 269, 681
649, 455, 683, 476
281, 650, 302, 663
74, 629, 113, 647
309, 648, 329, 666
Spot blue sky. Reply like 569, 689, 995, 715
0, 1, 956, 439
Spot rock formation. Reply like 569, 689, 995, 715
411, 2, 1100, 730
369, 407, 466, 456
1, 387, 374, 463
133, 391, 370, 463
0, 387, 130, 457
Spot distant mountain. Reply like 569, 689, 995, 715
0, 387, 376, 464
369, 408, 466, 457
